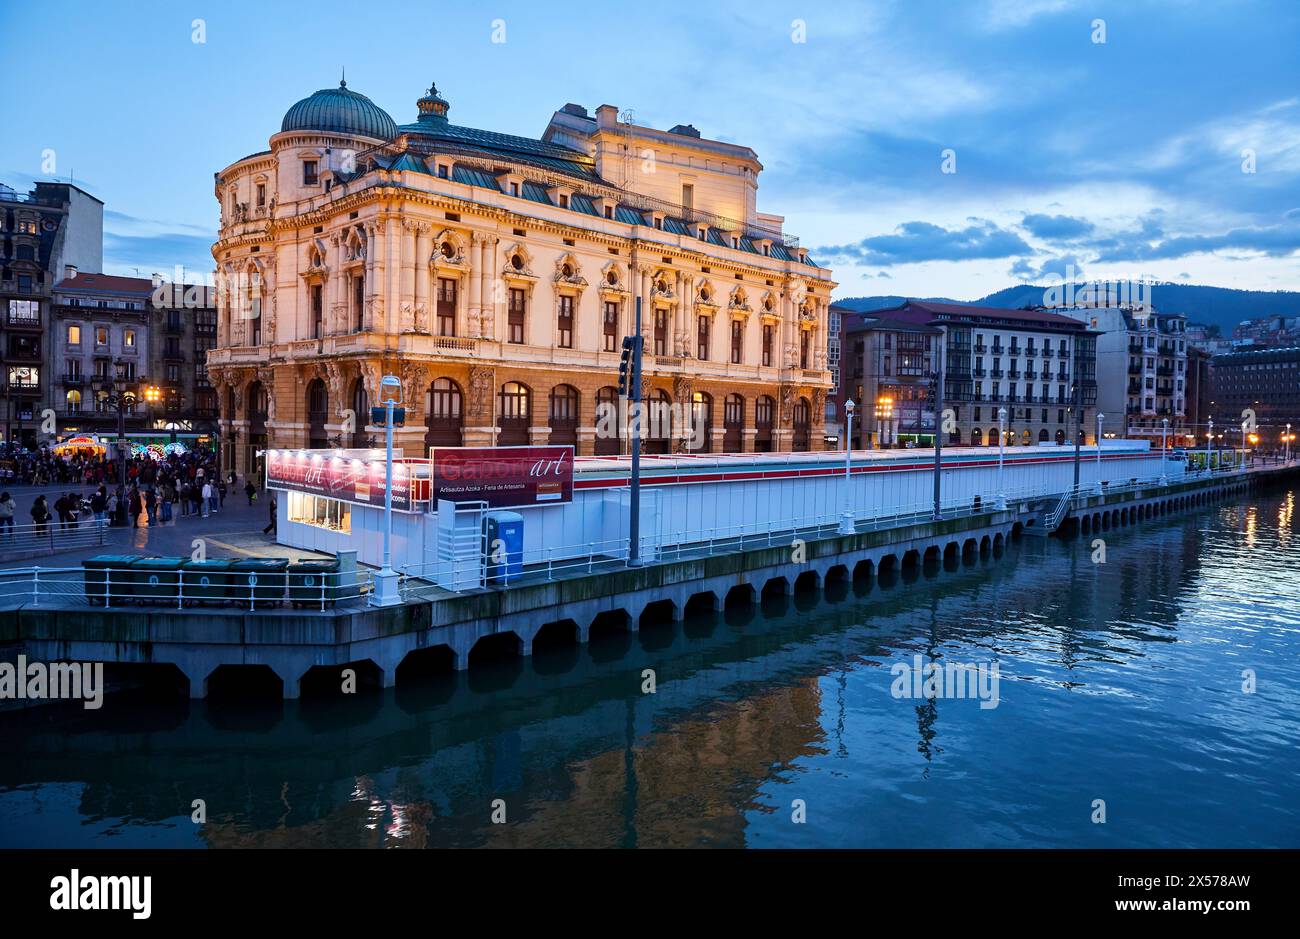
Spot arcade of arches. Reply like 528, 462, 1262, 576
209, 360, 827, 473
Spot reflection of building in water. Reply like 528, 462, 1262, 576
194, 678, 825, 849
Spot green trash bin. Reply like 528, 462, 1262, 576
180, 559, 233, 604
130, 557, 183, 604
83, 554, 139, 607
228, 558, 289, 610
288, 559, 341, 608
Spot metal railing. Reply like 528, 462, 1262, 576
0, 563, 373, 611
0, 518, 108, 556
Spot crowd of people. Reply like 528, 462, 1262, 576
0, 442, 268, 532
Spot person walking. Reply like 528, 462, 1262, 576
30, 495, 51, 537
128, 487, 143, 528
144, 488, 158, 526
90, 486, 107, 523
244, 479, 257, 506
201, 480, 213, 518
218, 478, 228, 510
0, 492, 14, 537
160, 482, 174, 524
263, 493, 277, 536
178, 481, 191, 517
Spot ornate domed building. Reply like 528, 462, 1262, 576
208, 79, 835, 485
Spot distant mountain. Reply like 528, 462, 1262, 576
835, 283, 1300, 332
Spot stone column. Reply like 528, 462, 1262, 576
400, 220, 416, 331
469, 233, 484, 338
677, 273, 690, 356
413, 223, 430, 333
385, 215, 400, 334
481, 236, 498, 340
365, 221, 381, 333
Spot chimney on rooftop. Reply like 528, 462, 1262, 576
64, 264, 78, 280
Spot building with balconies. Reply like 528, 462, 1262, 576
0, 181, 103, 446
1056, 306, 1189, 443
207, 80, 835, 477
838, 300, 1099, 449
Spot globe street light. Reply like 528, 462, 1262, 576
1286, 423, 1293, 464
1205, 417, 1214, 472
839, 398, 856, 534
995, 406, 1007, 509
1095, 412, 1105, 491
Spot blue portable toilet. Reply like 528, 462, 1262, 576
484, 511, 524, 585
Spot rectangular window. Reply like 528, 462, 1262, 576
256, 183, 266, 207
67, 325, 81, 345
302, 161, 318, 185
354, 274, 365, 332
557, 294, 574, 349
697, 315, 710, 360
123, 329, 135, 349
603, 301, 618, 352
7, 299, 40, 325
762, 324, 774, 367
654, 310, 668, 356
800, 331, 810, 369
731, 319, 743, 364
508, 288, 526, 344
311, 285, 323, 338
682, 183, 694, 211
437, 277, 457, 336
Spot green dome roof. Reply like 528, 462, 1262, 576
280, 80, 397, 140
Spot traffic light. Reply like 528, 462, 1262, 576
618, 336, 635, 396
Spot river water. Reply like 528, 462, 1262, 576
3, 487, 1299, 848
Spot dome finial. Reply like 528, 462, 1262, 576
416, 81, 450, 123
340, 67, 346, 89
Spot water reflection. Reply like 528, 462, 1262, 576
3, 488, 1299, 848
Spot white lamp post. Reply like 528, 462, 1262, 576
372, 374, 403, 606
1205, 417, 1214, 472
995, 406, 1007, 509
1160, 417, 1169, 484
1095, 412, 1105, 492
1286, 423, 1293, 464
839, 399, 856, 534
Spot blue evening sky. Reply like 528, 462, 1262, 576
2, 0, 1298, 300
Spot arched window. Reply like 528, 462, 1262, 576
688, 391, 712, 453
306, 379, 328, 448
1021, 429, 1032, 445
594, 386, 620, 456
972, 427, 984, 446
548, 384, 579, 446
1038, 428, 1049, 443
792, 397, 811, 452
645, 389, 672, 454
66, 389, 82, 414
988, 428, 999, 447
351, 380, 369, 447
754, 395, 775, 452
498, 381, 531, 445
723, 393, 744, 452
425, 378, 464, 449
1055, 428, 1066, 445
248, 382, 268, 433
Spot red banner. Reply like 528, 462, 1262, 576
265, 451, 416, 511
430, 446, 574, 509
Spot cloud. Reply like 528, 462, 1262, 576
1021, 213, 1095, 241
103, 231, 214, 276
979, 0, 1074, 30
1009, 254, 1087, 282
1091, 212, 1300, 263
815, 219, 1033, 267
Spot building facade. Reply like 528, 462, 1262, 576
50, 273, 155, 436
1058, 306, 1189, 443
1210, 346, 1300, 447
838, 300, 1099, 449
0, 182, 103, 446
207, 81, 835, 477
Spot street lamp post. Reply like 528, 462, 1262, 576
995, 406, 1007, 509
1095, 412, 1105, 491
372, 374, 403, 606
1160, 417, 1169, 484
1286, 423, 1293, 464
1205, 417, 1214, 472
99, 362, 142, 507
839, 399, 856, 534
